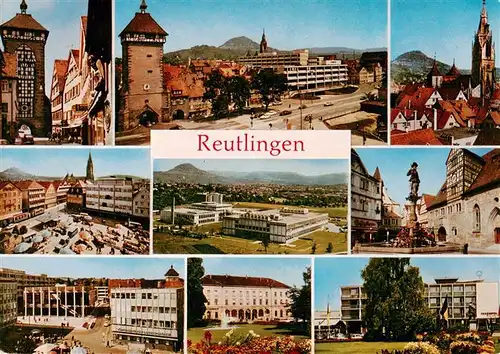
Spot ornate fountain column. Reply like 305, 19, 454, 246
406, 162, 421, 239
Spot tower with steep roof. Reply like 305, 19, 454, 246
259, 29, 268, 54
427, 56, 443, 88
86, 151, 94, 181
0, 0, 49, 137
471, 0, 496, 98
119, 0, 168, 131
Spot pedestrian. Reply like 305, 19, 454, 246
269, 123, 273, 130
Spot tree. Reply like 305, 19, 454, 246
361, 258, 435, 341
311, 241, 317, 254
227, 76, 251, 114
326, 242, 333, 253
187, 258, 207, 328
287, 267, 311, 335
251, 69, 288, 111
262, 234, 270, 253
203, 71, 229, 119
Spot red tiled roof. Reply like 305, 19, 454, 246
14, 180, 44, 190
428, 61, 442, 76
489, 111, 500, 125
0, 13, 47, 32
373, 167, 382, 181
54, 59, 69, 92
38, 181, 54, 190
437, 88, 462, 101
384, 209, 401, 219
422, 194, 435, 208
397, 87, 436, 111
163, 64, 205, 98
429, 182, 447, 208
391, 128, 445, 145
81, 16, 87, 36
202, 275, 289, 289
120, 13, 167, 36
71, 49, 80, 67
446, 63, 461, 77
466, 149, 500, 195
0, 181, 21, 191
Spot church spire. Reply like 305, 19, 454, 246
86, 151, 94, 181
259, 28, 268, 54
139, 0, 148, 13
20, 0, 27, 14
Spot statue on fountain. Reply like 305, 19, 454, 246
407, 162, 420, 200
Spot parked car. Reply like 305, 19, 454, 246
280, 110, 292, 116
324, 101, 334, 106
351, 334, 364, 340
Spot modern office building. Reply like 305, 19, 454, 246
202, 274, 292, 322
85, 177, 134, 215
0, 268, 58, 298
339, 278, 499, 334
0, 281, 17, 328
239, 49, 310, 68
222, 207, 328, 243
277, 62, 348, 91
109, 266, 184, 351
22, 285, 96, 318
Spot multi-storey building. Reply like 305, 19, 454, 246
222, 207, 329, 243
132, 186, 150, 219
38, 182, 57, 209
66, 181, 86, 210
0, 182, 23, 225
22, 285, 96, 318
110, 266, 184, 350
85, 178, 134, 215
202, 274, 292, 322
278, 62, 348, 92
339, 278, 499, 333
378, 168, 403, 230
118, 0, 168, 130
351, 150, 383, 246
14, 181, 46, 217
426, 149, 500, 248
55, 180, 71, 204
0, 268, 57, 299
0, 281, 17, 328
50, 59, 68, 134
0, 56, 19, 141
0, 0, 49, 137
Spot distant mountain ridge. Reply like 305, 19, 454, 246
391, 50, 499, 84
0, 167, 146, 182
163, 35, 387, 64
154, 163, 347, 185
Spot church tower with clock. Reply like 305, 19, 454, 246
0, 0, 49, 136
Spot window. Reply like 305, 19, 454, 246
16, 45, 36, 120
473, 205, 481, 232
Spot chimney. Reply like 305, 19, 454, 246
433, 108, 438, 130
171, 196, 175, 225
414, 110, 417, 130
408, 99, 412, 109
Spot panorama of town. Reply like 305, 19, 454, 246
314, 257, 500, 353
115, 0, 388, 146
152, 161, 348, 255
390, 0, 500, 145
0, 0, 112, 145
351, 147, 500, 255
0, 149, 150, 255
186, 257, 311, 354
0, 259, 184, 354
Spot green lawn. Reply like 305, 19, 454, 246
153, 230, 347, 254
232, 202, 347, 219
315, 341, 407, 353
188, 324, 309, 344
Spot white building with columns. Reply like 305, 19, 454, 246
202, 274, 292, 323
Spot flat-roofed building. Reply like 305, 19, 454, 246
161, 208, 218, 226
85, 177, 134, 215
0, 281, 17, 328
109, 266, 184, 351
202, 274, 292, 323
222, 207, 328, 243
278, 62, 348, 91
239, 50, 310, 68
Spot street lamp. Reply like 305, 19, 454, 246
386, 229, 389, 244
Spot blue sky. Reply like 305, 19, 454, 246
0, 0, 91, 95
115, 0, 387, 55
315, 257, 500, 311
0, 148, 150, 178
0, 257, 185, 278
154, 159, 348, 176
355, 148, 493, 212
391, 0, 500, 68
199, 257, 311, 288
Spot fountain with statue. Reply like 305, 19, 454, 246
353, 162, 461, 254
204, 313, 239, 331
